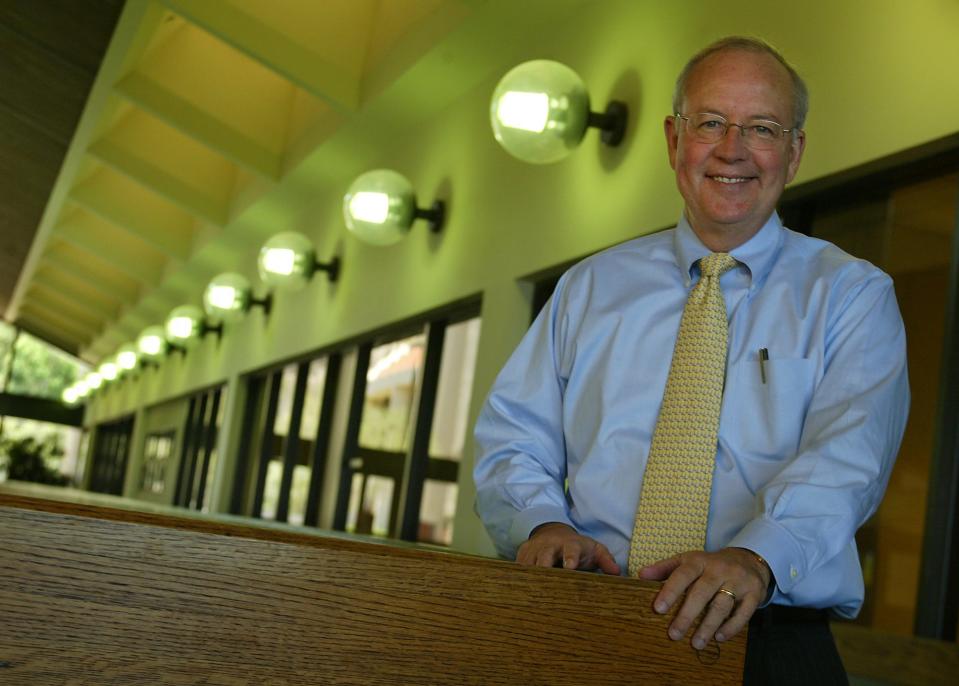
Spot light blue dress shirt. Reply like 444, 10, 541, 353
474, 213, 909, 617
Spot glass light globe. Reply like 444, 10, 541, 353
116, 344, 138, 373
86, 371, 103, 390
490, 60, 590, 164
74, 379, 90, 398
62, 386, 80, 404
343, 169, 416, 246
165, 305, 204, 348
204, 272, 252, 324
98, 358, 119, 381
258, 232, 315, 291
137, 325, 168, 360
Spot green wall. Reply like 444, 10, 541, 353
86, 0, 959, 555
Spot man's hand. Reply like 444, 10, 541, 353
516, 522, 621, 575
639, 547, 771, 649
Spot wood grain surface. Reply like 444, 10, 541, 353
0, 494, 744, 685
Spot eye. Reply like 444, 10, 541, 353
698, 117, 725, 131
750, 123, 777, 139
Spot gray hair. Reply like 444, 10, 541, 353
672, 36, 809, 130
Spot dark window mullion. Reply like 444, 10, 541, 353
183, 392, 209, 507
304, 353, 341, 527
251, 371, 283, 518
174, 398, 198, 506
231, 376, 265, 515
333, 343, 372, 531
193, 389, 222, 510
399, 320, 447, 541
276, 361, 310, 522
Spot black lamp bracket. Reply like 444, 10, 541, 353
413, 200, 445, 233
200, 320, 224, 340
587, 100, 628, 146
250, 293, 273, 317
312, 255, 341, 282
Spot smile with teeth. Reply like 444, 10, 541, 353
709, 175, 753, 184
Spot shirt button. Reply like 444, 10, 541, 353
790, 566, 798, 579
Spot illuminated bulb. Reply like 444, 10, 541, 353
74, 379, 90, 398
86, 372, 103, 390
99, 360, 118, 381
116, 345, 138, 372
495, 91, 550, 133
207, 284, 239, 310
348, 192, 390, 225
62, 386, 79, 404
167, 316, 196, 340
261, 248, 297, 276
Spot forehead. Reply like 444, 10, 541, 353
684, 49, 793, 118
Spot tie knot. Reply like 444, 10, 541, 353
699, 252, 736, 278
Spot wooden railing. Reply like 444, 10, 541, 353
0, 493, 745, 685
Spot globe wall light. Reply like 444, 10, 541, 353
116, 344, 138, 374
490, 59, 627, 164
62, 385, 80, 405
343, 169, 444, 247
74, 379, 90, 399
85, 371, 103, 391
203, 272, 271, 324
98, 358, 119, 382
165, 305, 222, 349
258, 232, 339, 292
137, 325, 169, 361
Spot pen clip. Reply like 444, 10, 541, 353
759, 348, 768, 384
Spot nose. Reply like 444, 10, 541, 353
713, 123, 749, 160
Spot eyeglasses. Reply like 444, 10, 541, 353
675, 112, 798, 151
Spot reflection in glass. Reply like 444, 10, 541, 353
260, 364, 298, 520
359, 335, 425, 452
429, 317, 482, 460
418, 479, 458, 546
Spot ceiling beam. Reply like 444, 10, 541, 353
70, 177, 195, 261
53, 215, 166, 287
116, 72, 282, 181
89, 138, 229, 226
161, 0, 360, 112
31, 266, 125, 317
27, 281, 114, 325
15, 314, 83, 358
19, 300, 100, 342
41, 249, 141, 308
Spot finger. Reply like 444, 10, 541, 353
639, 555, 682, 581
692, 591, 737, 649
715, 595, 760, 643
667, 574, 722, 640
654, 554, 705, 614
560, 540, 585, 569
534, 544, 562, 567
591, 544, 622, 575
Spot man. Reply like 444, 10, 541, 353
473, 37, 909, 684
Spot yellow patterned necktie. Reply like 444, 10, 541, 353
628, 252, 737, 576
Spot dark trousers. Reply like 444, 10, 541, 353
743, 605, 849, 685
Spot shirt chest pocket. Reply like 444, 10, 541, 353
720, 357, 817, 463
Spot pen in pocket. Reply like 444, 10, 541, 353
759, 348, 769, 384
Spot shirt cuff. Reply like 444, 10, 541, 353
509, 505, 575, 550
727, 516, 807, 596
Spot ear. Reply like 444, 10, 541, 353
664, 115, 679, 170
784, 130, 806, 184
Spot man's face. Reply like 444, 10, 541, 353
665, 49, 805, 250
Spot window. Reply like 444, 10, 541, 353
232, 354, 340, 527
88, 415, 135, 495
141, 431, 175, 494
174, 386, 226, 511
334, 303, 482, 545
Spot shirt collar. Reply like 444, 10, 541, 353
673, 211, 784, 287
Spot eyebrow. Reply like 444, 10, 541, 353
699, 108, 785, 123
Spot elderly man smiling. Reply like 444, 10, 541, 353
474, 37, 909, 684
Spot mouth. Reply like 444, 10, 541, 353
707, 175, 755, 185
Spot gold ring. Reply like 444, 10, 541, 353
716, 588, 737, 602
